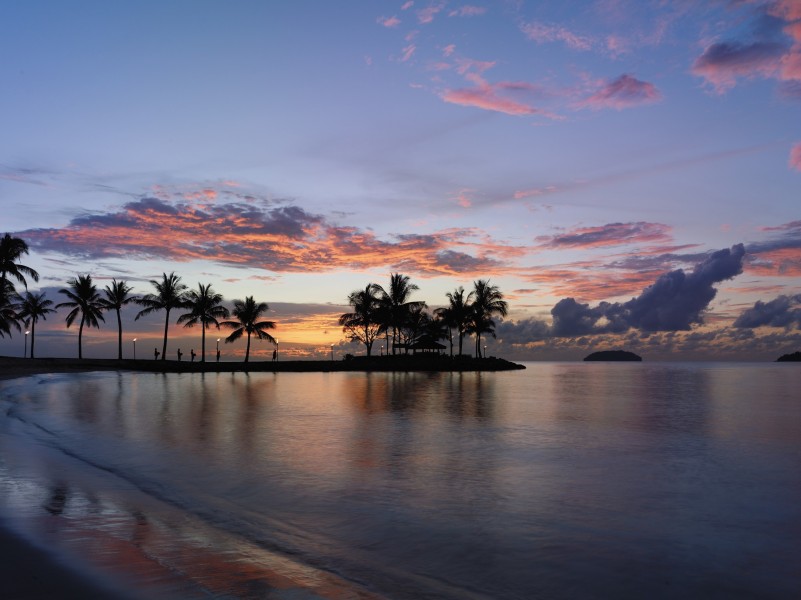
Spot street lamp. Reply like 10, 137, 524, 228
132, 338, 137, 360
331, 343, 334, 362
484, 344, 487, 359
24, 330, 29, 358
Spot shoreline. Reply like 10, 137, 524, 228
0, 354, 525, 381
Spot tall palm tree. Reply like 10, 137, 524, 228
135, 272, 188, 360
470, 279, 508, 358
221, 296, 276, 362
435, 286, 474, 357
374, 273, 425, 354
339, 284, 384, 356
0, 233, 39, 291
177, 283, 229, 362
13, 291, 55, 358
100, 279, 139, 360
57, 275, 105, 359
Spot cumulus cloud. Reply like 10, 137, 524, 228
546, 244, 746, 336
734, 294, 801, 329
692, 41, 786, 91
578, 74, 662, 110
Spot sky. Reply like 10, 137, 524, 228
1, 0, 800, 362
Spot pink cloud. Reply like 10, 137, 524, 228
790, 143, 801, 171
578, 74, 662, 110
443, 44, 456, 57
401, 1, 414, 10
400, 44, 416, 62
377, 15, 401, 28
449, 6, 486, 18
692, 41, 785, 92
536, 222, 672, 250
455, 57, 496, 75
417, 3, 444, 24
452, 188, 473, 208
442, 82, 541, 116
520, 21, 592, 51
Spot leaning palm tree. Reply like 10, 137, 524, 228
339, 284, 383, 356
135, 272, 188, 360
435, 286, 474, 357
100, 279, 139, 360
177, 283, 229, 362
374, 273, 425, 354
470, 279, 508, 358
13, 290, 55, 358
0, 233, 39, 292
221, 296, 276, 362
57, 275, 105, 359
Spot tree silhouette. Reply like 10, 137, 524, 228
57, 275, 105, 359
435, 286, 474, 357
13, 291, 55, 358
221, 296, 276, 362
470, 279, 507, 358
0, 233, 39, 291
0, 279, 21, 338
339, 284, 384, 356
100, 279, 139, 360
374, 273, 425, 354
135, 272, 188, 361
177, 283, 229, 362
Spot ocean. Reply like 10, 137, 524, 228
1, 363, 800, 599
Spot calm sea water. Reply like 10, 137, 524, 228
1, 363, 800, 599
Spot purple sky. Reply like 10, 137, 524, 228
1, 0, 800, 361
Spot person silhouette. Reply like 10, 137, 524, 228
272, 348, 277, 362
154, 348, 160, 360
177, 349, 183, 361
190, 349, 196, 362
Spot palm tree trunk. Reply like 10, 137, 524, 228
162, 309, 170, 360
201, 325, 206, 362
116, 309, 123, 360
458, 330, 464, 356
245, 331, 251, 362
30, 320, 36, 359
78, 315, 85, 359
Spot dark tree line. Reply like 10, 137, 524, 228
339, 272, 508, 358
0, 234, 276, 361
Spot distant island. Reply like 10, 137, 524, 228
776, 351, 801, 362
584, 350, 642, 362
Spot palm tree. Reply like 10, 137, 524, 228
13, 291, 55, 358
135, 272, 188, 360
0, 279, 21, 338
470, 279, 508, 358
374, 273, 425, 354
221, 296, 276, 362
57, 275, 105, 359
339, 284, 384, 356
100, 279, 139, 360
0, 233, 39, 291
177, 283, 229, 362
435, 286, 474, 357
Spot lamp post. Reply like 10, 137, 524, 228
132, 338, 137, 360
331, 343, 334, 362
24, 330, 29, 358
484, 344, 487, 359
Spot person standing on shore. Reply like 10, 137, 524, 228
190, 349, 196, 362
154, 348, 160, 360
177, 349, 183, 361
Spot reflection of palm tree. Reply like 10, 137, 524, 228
57, 275, 105, 359
470, 279, 507, 358
221, 296, 276, 362
0, 233, 39, 291
178, 283, 229, 362
435, 286, 474, 357
135, 272, 188, 361
13, 291, 55, 358
100, 279, 138, 360
339, 284, 383, 356
374, 273, 425, 354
